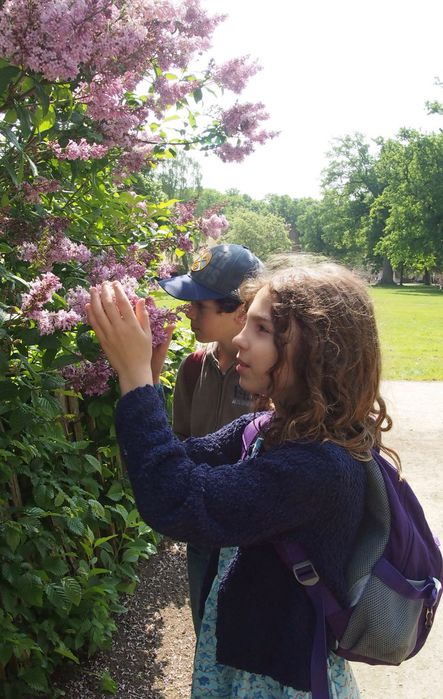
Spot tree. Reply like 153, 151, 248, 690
221, 209, 292, 260
263, 194, 301, 247
155, 151, 203, 200
374, 130, 443, 278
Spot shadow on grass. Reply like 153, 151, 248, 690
372, 284, 443, 297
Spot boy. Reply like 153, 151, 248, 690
159, 243, 262, 633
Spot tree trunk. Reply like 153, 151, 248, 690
379, 257, 395, 285
423, 268, 431, 285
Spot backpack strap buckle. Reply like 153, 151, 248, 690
292, 559, 320, 586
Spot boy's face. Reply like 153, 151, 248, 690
185, 300, 242, 344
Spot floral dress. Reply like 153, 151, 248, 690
191, 547, 361, 699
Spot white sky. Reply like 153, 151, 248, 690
194, 0, 443, 199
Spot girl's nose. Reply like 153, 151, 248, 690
233, 327, 247, 350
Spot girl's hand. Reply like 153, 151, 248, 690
87, 281, 153, 395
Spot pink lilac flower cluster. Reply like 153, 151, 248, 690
20, 177, 60, 204
87, 244, 155, 285
200, 213, 229, 240
0, 1, 276, 166
213, 56, 261, 94
216, 102, 279, 162
21, 272, 62, 314
156, 261, 178, 279
173, 200, 197, 225
176, 233, 193, 252
66, 286, 91, 323
145, 296, 179, 347
61, 357, 115, 397
18, 233, 92, 271
34, 308, 82, 335
20, 272, 82, 334
51, 139, 109, 161
153, 75, 201, 110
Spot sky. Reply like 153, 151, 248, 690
193, 0, 443, 200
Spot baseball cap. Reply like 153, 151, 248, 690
158, 244, 263, 301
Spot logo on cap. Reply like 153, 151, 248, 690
191, 250, 212, 272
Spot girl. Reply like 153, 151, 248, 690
87, 257, 395, 698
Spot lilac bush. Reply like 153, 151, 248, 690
0, 2, 275, 693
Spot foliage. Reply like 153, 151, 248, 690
374, 130, 443, 274
155, 151, 202, 200
296, 129, 443, 278
221, 208, 292, 260
0, 1, 273, 696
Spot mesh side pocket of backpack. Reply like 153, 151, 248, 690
339, 574, 423, 663
346, 459, 391, 588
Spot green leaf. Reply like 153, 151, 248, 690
122, 548, 140, 563
0, 65, 20, 96
62, 577, 82, 605
16, 573, 44, 606
5, 522, 21, 553
21, 666, 49, 692
77, 330, 101, 361
35, 82, 50, 115
101, 671, 117, 694
84, 454, 102, 473
3, 108, 17, 123
94, 534, 118, 548
46, 583, 70, 609
106, 481, 124, 502
66, 517, 85, 535
193, 87, 203, 103
0, 380, 19, 400
32, 104, 56, 133
0, 641, 13, 665
41, 556, 69, 577
55, 644, 80, 664
2, 124, 22, 151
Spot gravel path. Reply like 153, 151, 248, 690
56, 381, 443, 699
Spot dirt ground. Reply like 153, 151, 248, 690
56, 381, 443, 699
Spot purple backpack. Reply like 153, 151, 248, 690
242, 416, 443, 699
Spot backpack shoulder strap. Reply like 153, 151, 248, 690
241, 413, 272, 459
182, 348, 205, 398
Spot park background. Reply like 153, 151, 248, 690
0, 0, 442, 697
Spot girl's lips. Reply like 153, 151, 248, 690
236, 359, 250, 372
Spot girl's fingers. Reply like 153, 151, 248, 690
88, 287, 110, 339
135, 297, 152, 335
100, 281, 126, 325
111, 281, 139, 322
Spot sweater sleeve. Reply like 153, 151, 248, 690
116, 385, 355, 549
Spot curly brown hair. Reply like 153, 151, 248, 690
241, 255, 399, 468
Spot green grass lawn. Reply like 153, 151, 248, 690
370, 285, 443, 381
152, 286, 443, 381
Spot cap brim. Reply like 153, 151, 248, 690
158, 274, 225, 301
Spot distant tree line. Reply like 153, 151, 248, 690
153, 127, 443, 284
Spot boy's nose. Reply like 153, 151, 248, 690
185, 303, 196, 320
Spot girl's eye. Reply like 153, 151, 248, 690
258, 324, 270, 334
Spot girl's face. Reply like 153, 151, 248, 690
233, 286, 298, 399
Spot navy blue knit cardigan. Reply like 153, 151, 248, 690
116, 385, 366, 691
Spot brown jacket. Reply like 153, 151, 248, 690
172, 343, 255, 439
